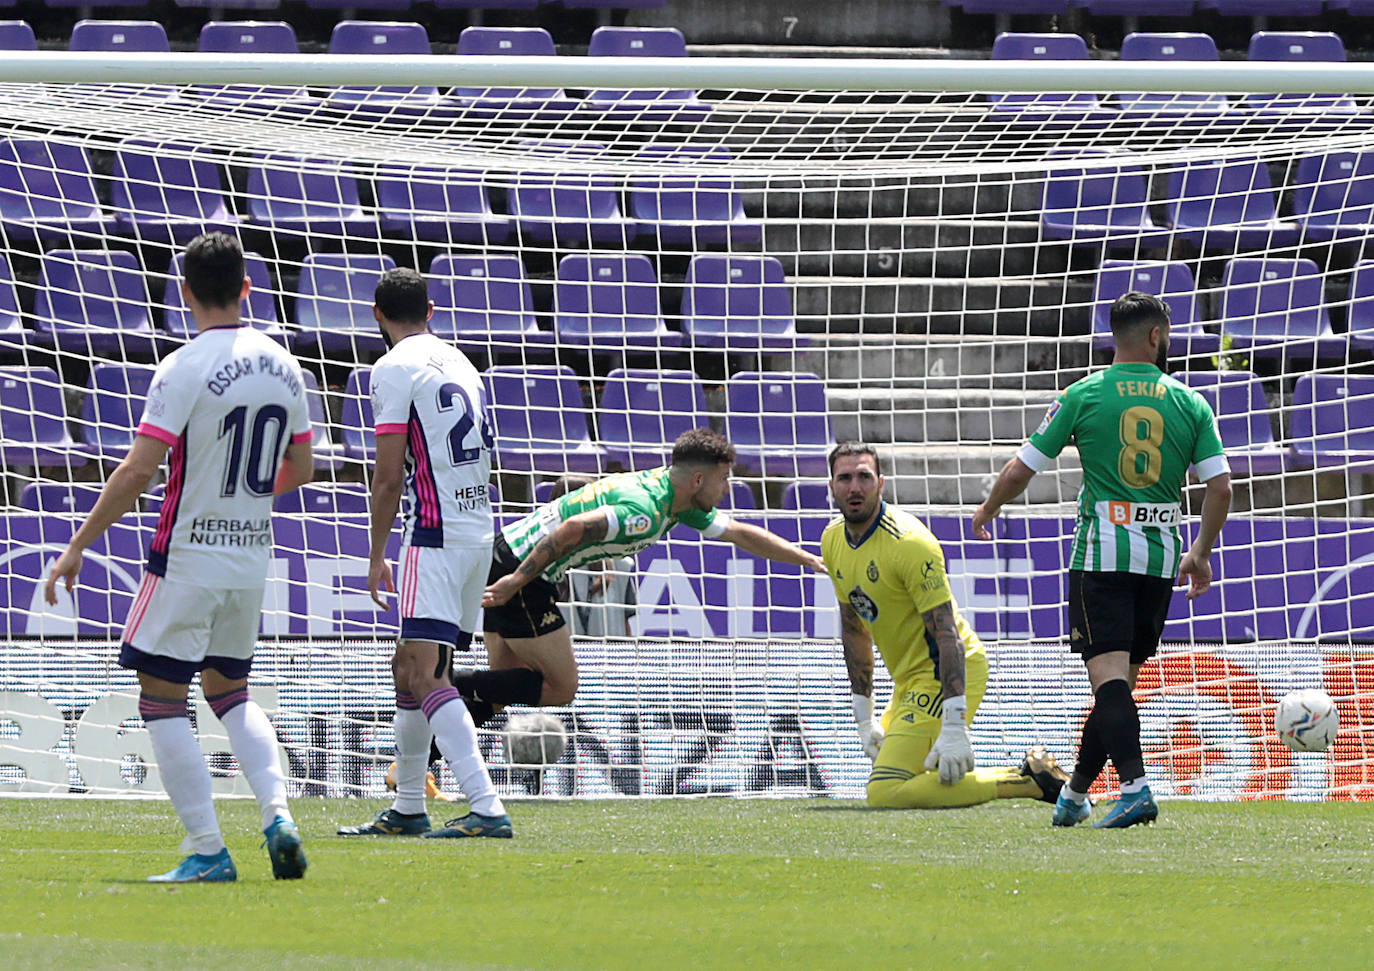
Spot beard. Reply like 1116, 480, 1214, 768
380, 325, 395, 350
1154, 340, 1170, 371
841, 494, 880, 524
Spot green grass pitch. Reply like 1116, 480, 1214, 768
2, 797, 1372, 969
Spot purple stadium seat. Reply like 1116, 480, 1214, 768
454, 28, 564, 103
1040, 161, 1169, 248
1292, 152, 1374, 242
723, 372, 833, 477
780, 481, 832, 511
0, 139, 115, 243
195, 22, 307, 102
297, 370, 343, 473
81, 362, 155, 465
293, 253, 395, 358
69, 20, 169, 52
483, 365, 605, 474
988, 33, 1102, 115
1202, 1, 1322, 14
18, 482, 105, 514
1290, 375, 1374, 471
1218, 258, 1345, 359
598, 368, 711, 470
199, 21, 296, 52
307, 0, 412, 9
509, 143, 636, 247
111, 140, 237, 244
274, 482, 369, 515
375, 166, 512, 244
719, 480, 755, 510
427, 255, 552, 356
583, 27, 705, 118
339, 368, 375, 462
1076, 1, 1195, 12
0, 366, 86, 468
1244, 32, 1356, 114
1092, 260, 1220, 359
1346, 260, 1374, 352
436, 0, 537, 8
1176, 371, 1286, 475
0, 21, 36, 50
0, 252, 23, 346
34, 250, 158, 358
680, 255, 801, 352
1329, 0, 1374, 12
630, 155, 760, 248
1117, 33, 1226, 115
177, 0, 279, 9
1164, 159, 1300, 251
247, 156, 377, 240
162, 251, 284, 341
955, 1, 1067, 11
553, 254, 682, 350
327, 21, 441, 112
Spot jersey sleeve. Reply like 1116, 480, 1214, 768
136, 353, 196, 446
821, 527, 849, 606
601, 497, 661, 545
677, 506, 729, 539
288, 357, 312, 444
370, 362, 411, 436
900, 532, 956, 615
1020, 386, 1082, 472
1188, 391, 1230, 482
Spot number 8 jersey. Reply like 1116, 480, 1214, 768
136, 325, 312, 587
1019, 362, 1229, 578
370, 332, 494, 550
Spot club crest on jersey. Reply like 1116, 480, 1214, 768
848, 586, 878, 623
1034, 400, 1061, 435
866, 560, 879, 582
625, 514, 652, 536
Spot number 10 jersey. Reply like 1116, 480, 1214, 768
370, 331, 494, 550
136, 325, 313, 588
1018, 362, 1229, 578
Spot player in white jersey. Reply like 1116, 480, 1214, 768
45, 233, 314, 883
337, 268, 510, 840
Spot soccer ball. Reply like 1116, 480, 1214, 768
1274, 688, 1339, 753
504, 712, 568, 766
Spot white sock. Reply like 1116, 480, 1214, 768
1061, 784, 1089, 805
391, 703, 434, 817
217, 700, 292, 832
146, 716, 224, 856
1120, 776, 1149, 795
422, 686, 505, 818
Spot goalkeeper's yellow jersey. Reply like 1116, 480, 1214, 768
821, 503, 984, 689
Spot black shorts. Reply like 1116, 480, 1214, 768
482, 534, 567, 639
1068, 569, 1175, 665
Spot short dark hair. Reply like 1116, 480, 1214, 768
183, 232, 245, 310
671, 428, 735, 468
374, 267, 430, 325
1109, 291, 1170, 344
828, 441, 881, 476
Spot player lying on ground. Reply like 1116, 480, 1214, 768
459, 428, 826, 725
45, 233, 313, 882
338, 268, 510, 840
974, 291, 1232, 829
823, 442, 1069, 808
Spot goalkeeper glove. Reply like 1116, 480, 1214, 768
923, 695, 974, 785
851, 693, 884, 761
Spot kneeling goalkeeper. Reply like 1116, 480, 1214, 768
823, 442, 1067, 808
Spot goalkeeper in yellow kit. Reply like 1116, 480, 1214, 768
822, 442, 1067, 808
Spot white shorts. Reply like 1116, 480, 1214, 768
117, 574, 263, 683
396, 543, 491, 647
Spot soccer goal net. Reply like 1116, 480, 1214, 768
0, 51, 1371, 802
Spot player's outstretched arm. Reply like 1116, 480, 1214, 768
972, 457, 1036, 540
718, 520, 825, 572
839, 603, 883, 760
483, 511, 610, 608
44, 434, 167, 605
1178, 472, 1232, 601
920, 600, 975, 785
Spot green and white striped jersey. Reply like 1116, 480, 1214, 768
1019, 362, 1229, 578
502, 466, 728, 583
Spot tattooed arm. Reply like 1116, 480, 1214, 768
921, 600, 966, 701
841, 602, 884, 761
483, 511, 610, 608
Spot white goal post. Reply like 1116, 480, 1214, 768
0, 51, 1371, 803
